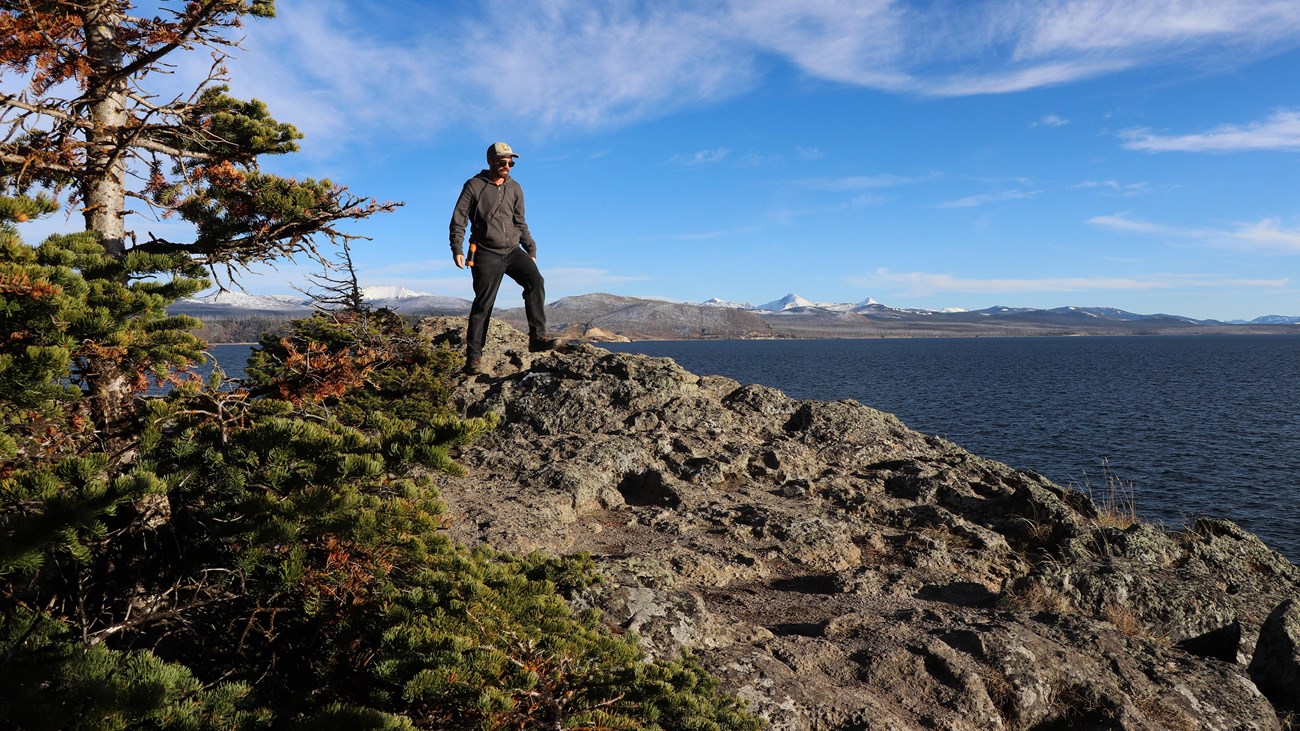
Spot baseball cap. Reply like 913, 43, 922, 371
487, 141, 519, 158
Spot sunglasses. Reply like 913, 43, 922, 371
494, 158, 516, 168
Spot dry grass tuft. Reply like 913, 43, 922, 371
1002, 581, 1072, 614
976, 665, 1017, 722
1133, 691, 1199, 731
1011, 514, 1056, 545
1074, 459, 1139, 529
1101, 601, 1143, 637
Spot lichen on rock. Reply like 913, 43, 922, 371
425, 317, 1300, 730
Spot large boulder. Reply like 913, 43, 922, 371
422, 318, 1300, 730
1250, 599, 1300, 714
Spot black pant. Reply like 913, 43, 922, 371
466, 246, 546, 359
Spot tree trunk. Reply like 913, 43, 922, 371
82, 2, 129, 258
80, 3, 134, 435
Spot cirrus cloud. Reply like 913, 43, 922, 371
856, 268, 1288, 295
238, 0, 1300, 142
1090, 213, 1300, 253
937, 188, 1041, 209
1121, 110, 1300, 152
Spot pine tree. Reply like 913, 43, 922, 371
1, 4, 764, 728
0, 194, 280, 730
2, 208, 764, 727
0, 0, 392, 265
0, 190, 206, 574
1, 0, 398, 429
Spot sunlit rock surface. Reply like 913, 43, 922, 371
422, 316, 1300, 731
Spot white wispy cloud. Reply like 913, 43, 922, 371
369, 263, 647, 296
870, 269, 1169, 294
640, 226, 762, 242
1231, 218, 1300, 252
1090, 213, 1300, 253
208, 257, 331, 295
770, 194, 888, 224
937, 189, 1041, 208
238, 0, 1300, 141
857, 268, 1288, 295
801, 172, 938, 190
666, 148, 731, 166
726, 0, 911, 90
1074, 180, 1151, 196
544, 267, 651, 291
246, 0, 759, 142
1034, 114, 1070, 127
235, 4, 456, 145
1018, 0, 1300, 56
1121, 110, 1300, 152
1088, 214, 1187, 236
378, 276, 474, 299
361, 259, 458, 277
924, 59, 1136, 96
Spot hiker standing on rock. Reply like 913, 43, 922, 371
450, 141, 557, 375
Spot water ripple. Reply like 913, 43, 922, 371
606, 335, 1300, 563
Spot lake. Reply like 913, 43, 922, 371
603, 336, 1300, 564
210, 336, 1300, 563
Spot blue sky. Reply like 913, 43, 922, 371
24, 0, 1300, 320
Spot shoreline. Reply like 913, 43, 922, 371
203, 327, 1300, 345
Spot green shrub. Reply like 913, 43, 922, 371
2, 227, 762, 729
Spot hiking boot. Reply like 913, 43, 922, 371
463, 355, 484, 375
528, 334, 559, 353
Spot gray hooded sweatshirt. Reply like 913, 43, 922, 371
448, 171, 536, 259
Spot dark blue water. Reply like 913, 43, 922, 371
207, 344, 254, 382
599, 336, 1300, 563
205, 338, 1299, 562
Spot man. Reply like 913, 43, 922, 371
449, 141, 557, 375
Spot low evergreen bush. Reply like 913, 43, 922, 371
1, 201, 762, 729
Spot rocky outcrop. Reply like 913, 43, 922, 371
421, 317, 1300, 730
498, 293, 774, 340
1250, 599, 1300, 716
489, 293, 1300, 340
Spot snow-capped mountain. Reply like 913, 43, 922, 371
171, 286, 470, 317
753, 293, 838, 312
709, 293, 968, 317
1046, 306, 1198, 324
358, 285, 472, 313
370, 294, 472, 314
361, 285, 433, 301
698, 294, 1274, 325
699, 297, 755, 309
177, 291, 312, 312
171, 285, 1298, 335
1245, 315, 1300, 325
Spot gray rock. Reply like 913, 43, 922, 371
1249, 599, 1300, 714
423, 317, 1300, 730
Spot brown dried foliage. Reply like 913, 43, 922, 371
0, 269, 61, 298
0, 10, 89, 92
300, 534, 396, 611
272, 337, 382, 405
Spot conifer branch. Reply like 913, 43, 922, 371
113, 0, 237, 82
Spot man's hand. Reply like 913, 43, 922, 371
454, 253, 466, 269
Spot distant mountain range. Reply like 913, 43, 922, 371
1245, 314, 1300, 325
169, 289, 1300, 339
171, 287, 473, 317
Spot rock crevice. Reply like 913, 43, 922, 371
422, 317, 1300, 730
